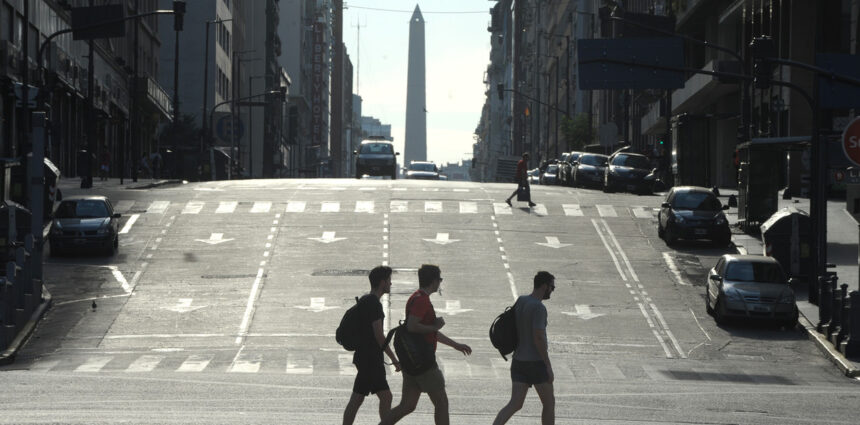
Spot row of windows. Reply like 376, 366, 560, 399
217, 22, 231, 56
216, 66, 231, 101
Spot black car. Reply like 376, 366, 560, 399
603, 152, 657, 194
658, 186, 731, 247
49, 196, 121, 256
354, 140, 399, 179
571, 153, 608, 188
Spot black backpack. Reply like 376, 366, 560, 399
489, 300, 519, 360
335, 296, 364, 351
384, 297, 437, 375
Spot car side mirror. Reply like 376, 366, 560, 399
722, 205, 730, 210
395, 152, 401, 156
112, 213, 121, 218
661, 202, 670, 208
709, 274, 723, 282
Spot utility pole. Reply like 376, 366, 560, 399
352, 18, 367, 96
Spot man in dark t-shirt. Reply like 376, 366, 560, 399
343, 266, 401, 425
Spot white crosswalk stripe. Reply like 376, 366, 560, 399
355, 201, 375, 213
425, 201, 443, 213
216, 201, 238, 214
229, 354, 262, 373
286, 201, 306, 213
176, 355, 212, 372
286, 353, 314, 375
459, 201, 477, 214
250, 201, 272, 213
493, 203, 513, 215
390, 200, 408, 213
563, 204, 583, 216
533, 204, 548, 216
125, 355, 164, 372
321, 202, 340, 213
147, 201, 169, 214
338, 354, 356, 376
74, 356, 112, 372
182, 201, 205, 214
631, 206, 652, 219
596, 204, 617, 217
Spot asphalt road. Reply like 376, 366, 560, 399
1, 178, 858, 424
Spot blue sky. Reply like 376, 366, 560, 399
343, 1, 492, 166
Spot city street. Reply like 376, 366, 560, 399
1, 179, 858, 424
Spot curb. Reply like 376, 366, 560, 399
125, 179, 184, 190
0, 285, 53, 365
731, 235, 860, 378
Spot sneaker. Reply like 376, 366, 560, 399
528, 202, 537, 207
505, 199, 512, 207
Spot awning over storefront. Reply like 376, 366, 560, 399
136, 76, 173, 121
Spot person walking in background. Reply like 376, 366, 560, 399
505, 152, 536, 208
493, 271, 556, 425
343, 266, 401, 425
99, 145, 111, 181
380, 264, 472, 425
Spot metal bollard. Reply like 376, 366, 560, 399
832, 284, 849, 345
837, 285, 852, 347
842, 291, 860, 358
829, 278, 843, 340
14, 246, 30, 310
809, 273, 820, 305
818, 274, 835, 333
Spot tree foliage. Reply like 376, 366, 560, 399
560, 114, 595, 151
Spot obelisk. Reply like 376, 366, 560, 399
404, 5, 426, 164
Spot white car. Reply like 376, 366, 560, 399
706, 254, 798, 327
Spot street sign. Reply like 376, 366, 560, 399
578, 38, 685, 90
841, 116, 860, 167
215, 114, 244, 141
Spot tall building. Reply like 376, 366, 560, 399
404, 5, 427, 165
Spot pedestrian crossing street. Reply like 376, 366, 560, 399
11, 351, 833, 385
113, 199, 659, 219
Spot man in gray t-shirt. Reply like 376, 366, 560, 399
493, 271, 556, 425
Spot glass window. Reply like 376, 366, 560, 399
672, 192, 721, 210
612, 154, 650, 169
359, 143, 393, 154
725, 262, 785, 284
56, 200, 110, 219
580, 154, 607, 166
409, 163, 436, 172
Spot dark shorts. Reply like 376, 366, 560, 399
511, 359, 549, 386
352, 357, 389, 396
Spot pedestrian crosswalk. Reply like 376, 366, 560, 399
10, 351, 834, 385
112, 199, 659, 219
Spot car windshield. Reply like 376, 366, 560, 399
56, 200, 109, 219
409, 163, 436, 172
546, 164, 558, 173
725, 262, 786, 284
580, 154, 607, 166
359, 143, 393, 154
612, 154, 650, 169
672, 192, 721, 210
568, 152, 581, 162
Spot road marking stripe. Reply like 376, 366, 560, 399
286, 353, 314, 374
321, 202, 340, 213
74, 356, 112, 372
125, 355, 164, 372
177, 355, 212, 372
235, 268, 265, 344
632, 206, 651, 218
355, 201, 375, 213
286, 201, 306, 213
339, 354, 356, 376
182, 201, 205, 214
110, 267, 132, 294
493, 203, 512, 215
216, 201, 237, 213
250, 202, 272, 213
30, 359, 60, 372
663, 252, 689, 286
119, 214, 139, 234
424, 201, 443, 213
563, 204, 583, 216
147, 201, 169, 214
533, 204, 548, 216
390, 200, 408, 213
596, 204, 617, 217
459, 201, 477, 214
114, 200, 134, 213
591, 219, 627, 281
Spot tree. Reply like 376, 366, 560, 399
560, 114, 595, 151
159, 113, 201, 149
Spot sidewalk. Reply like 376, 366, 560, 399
57, 176, 183, 193
720, 188, 860, 377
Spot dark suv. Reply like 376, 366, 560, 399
354, 140, 399, 179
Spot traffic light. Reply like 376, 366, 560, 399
658, 139, 664, 145
496, 83, 504, 100
750, 36, 775, 89
173, 1, 186, 31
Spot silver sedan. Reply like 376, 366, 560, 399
705, 254, 798, 327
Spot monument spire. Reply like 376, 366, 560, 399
404, 3, 427, 165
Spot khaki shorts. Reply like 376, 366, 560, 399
402, 366, 445, 394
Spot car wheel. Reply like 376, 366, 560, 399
657, 221, 665, 239
783, 309, 799, 329
714, 297, 726, 325
705, 290, 714, 316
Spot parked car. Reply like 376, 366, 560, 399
559, 151, 583, 186
706, 254, 798, 327
540, 163, 560, 185
571, 153, 609, 188
49, 196, 121, 256
527, 168, 541, 185
354, 140, 399, 179
658, 186, 731, 247
603, 152, 657, 194
405, 161, 440, 180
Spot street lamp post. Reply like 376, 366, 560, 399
209, 89, 283, 180
202, 18, 233, 155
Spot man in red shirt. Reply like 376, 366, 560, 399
505, 152, 536, 208
380, 264, 472, 425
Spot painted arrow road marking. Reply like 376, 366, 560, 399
163, 298, 206, 313
561, 304, 605, 320
434, 300, 473, 316
423, 233, 460, 245
536, 236, 572, 249
308, 231, 347, 244
195, 233, 234, 245
295, 297, 339, 313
